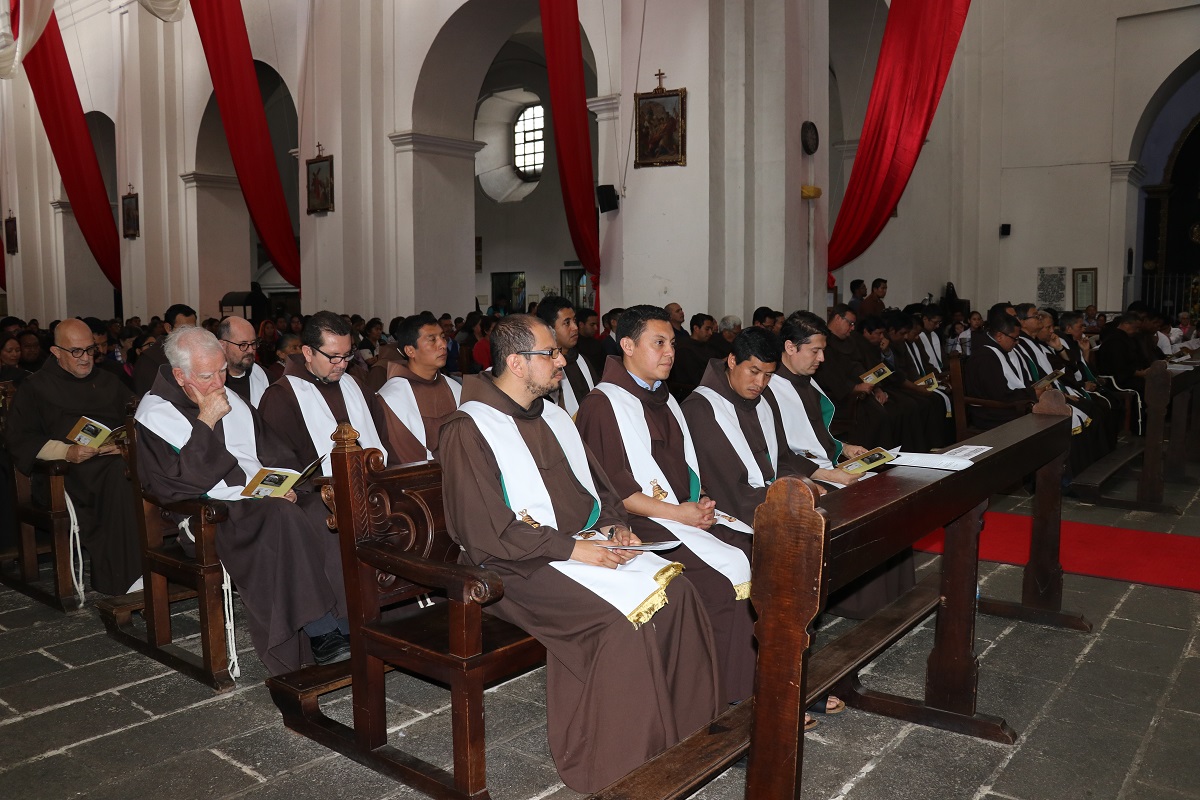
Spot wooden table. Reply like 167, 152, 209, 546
590, 399, 1085, 800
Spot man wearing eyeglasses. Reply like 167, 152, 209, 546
259, 310, 392, 478
439, 313, 720, 792
814, 304, 902, 449
4, 318, 140, 595
376, 312, 460, 463
217, 316, 270, 408
135, 326, 351, 672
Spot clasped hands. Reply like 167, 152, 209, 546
65, 442, 122, 464
571, 525, 642, 569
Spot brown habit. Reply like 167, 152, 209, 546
680, 359, 817, 525
5, 358, 140, 595
439, 374, 721, 793
257, 354, 395, 468
135, 367, 347, 674
575, 356, 757, 703
376, 362, 460, 463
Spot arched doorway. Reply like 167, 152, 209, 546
57, 111, 118, 318
190, 62, 298, 320
1133, 51, 1200, 318
398, 0, 606, 318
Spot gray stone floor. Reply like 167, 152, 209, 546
1, 463, 1197, 800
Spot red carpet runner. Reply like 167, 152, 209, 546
914, 511, 1200, 593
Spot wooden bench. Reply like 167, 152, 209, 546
266, 423, 546, 800
589, 394, 1088, 799
1071, 358, 1200, 514
96, 415, 236, 692
0, 380, 86, 612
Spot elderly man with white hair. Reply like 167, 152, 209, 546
133, 326, 350, 674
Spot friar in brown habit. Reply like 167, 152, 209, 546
5, 318, 139, 595
439, 314, 721, 793
258, 311, 395, 477
768, 312, 916, 620
134, 328, 349, 674
576, 305, 758, 705
375, 312, 461, 463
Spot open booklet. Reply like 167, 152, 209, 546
241, 454, 326, 498
67, 416, 126, 448
916, 372, 940, 390
1031, 369, 1065, 391
860, 363, 893, 385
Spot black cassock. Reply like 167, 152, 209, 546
5, 359, 139, 595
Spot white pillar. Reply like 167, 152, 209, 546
588, 93, 622, 310
390, 131, 484, 317
1109, 161, 1145, 310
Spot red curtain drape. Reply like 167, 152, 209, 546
191, 0, 300, 288
17, 5, 122, 289
540, 0, 601, 316
827, 0, 970, 272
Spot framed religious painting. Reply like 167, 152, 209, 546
306, 155, 334, 214
634, 87, 686, 168
1072, 268, 1097, 311
4, 214, 16, 255
122, 192, 140, 239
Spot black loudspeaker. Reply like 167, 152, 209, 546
999, 223, 1011, 237
597, 185, 619, 213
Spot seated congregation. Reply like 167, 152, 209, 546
0, 288, 1188, 794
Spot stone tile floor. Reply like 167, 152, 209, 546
1, 463, 1197, 800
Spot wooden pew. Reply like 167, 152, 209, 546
589, 396, 1084, 800
96, 415, 236, 692
1071, 358, 1200, 514
0, 379, 85, 612
266, 424, 546, 800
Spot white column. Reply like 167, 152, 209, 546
390, 131, 484, 317
588, 93, 621, 310
1109, 161, 1145, 310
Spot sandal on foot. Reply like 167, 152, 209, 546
804, 714, 819, 731
807, 695, 846, 716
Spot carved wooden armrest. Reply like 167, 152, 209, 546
356, 539, 504, 605
143, 493, 231, 525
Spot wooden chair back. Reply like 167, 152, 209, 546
96, 414, 234, 691
0, 380, 81, 611
947, 352, 1034, 442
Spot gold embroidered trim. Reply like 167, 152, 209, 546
733, 581, 751, 601
626, 562, 685, 629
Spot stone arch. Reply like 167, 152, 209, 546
1128, 47, 1200, 164
187, 61, 298, 318
398, 0, 601, 316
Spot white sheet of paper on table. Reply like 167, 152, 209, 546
939, 445, 994, 460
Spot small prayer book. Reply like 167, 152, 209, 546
860, 363, 893, 385
839, 447, 896, 475
1031, 369, 1065, 391
916, 372, 940, 390
241, 454, 325, 498
66, 417, 125, 448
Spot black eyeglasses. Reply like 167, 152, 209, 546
221, 338, 261, 352
517, 348, 565, 360
55, 345, 100, 359
996, 331, 1018, 341
312, 345, 354, 364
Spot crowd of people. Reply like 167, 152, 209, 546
1, 285, 1193, 792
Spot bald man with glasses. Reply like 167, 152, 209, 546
217, 316, 271, 408
258, 310, 396, 478
4, 318, 140, 595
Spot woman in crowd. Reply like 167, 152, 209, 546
0, 332, 31, 385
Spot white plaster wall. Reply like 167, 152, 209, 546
615, 0, 710, 315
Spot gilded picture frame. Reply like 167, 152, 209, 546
634, 87, 686, 168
